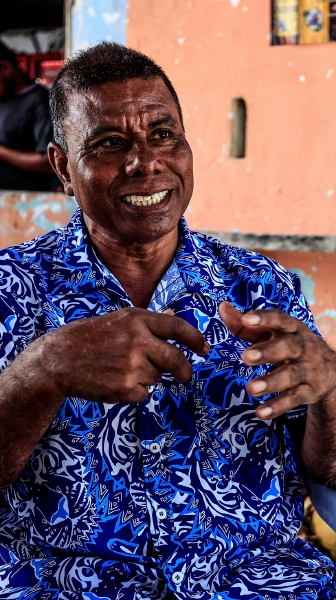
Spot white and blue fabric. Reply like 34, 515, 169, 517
0, 208, 334, 599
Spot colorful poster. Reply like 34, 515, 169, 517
299, 0, 329, 44
274, 0, 299, 38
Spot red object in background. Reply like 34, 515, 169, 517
16, 53, 64, 87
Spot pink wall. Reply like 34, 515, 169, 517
128, 0, 336, 236
264, 250, 336, 347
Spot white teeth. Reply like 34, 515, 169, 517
123, 190, 168, 206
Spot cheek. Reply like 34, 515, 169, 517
175, 143, 193, 191
69, 158, 106, 195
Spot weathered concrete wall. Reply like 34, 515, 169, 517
127, 0, 336, 239
0, 191, 77, 248
260, 250, 336, 348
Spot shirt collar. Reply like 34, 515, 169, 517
50, 207, 130, 303
175, 217, 227, 302
51, 207, 226, 303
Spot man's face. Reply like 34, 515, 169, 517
59, 77, 193, 245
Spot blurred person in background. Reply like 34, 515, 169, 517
0, 41, 53, 191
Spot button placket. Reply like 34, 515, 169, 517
137, 391, 175, 559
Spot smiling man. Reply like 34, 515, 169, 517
0, 42, 335, 599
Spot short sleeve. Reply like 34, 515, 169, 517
0, 320, 17, 371
0, 257, 44, 372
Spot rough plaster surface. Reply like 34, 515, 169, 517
0, 191, 77, 248
127, 0, 336, 237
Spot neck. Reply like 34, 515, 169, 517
84, 218, 180, 308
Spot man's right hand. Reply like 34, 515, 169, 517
44, 307, 210, 404
0, 308, 209, 486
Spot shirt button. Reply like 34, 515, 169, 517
156, 508, 167, 520
149, 442, 160, 454
172, 571, 183, 584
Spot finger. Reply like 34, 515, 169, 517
255, 384, 310, 420
120, 383, 151, 404
139, 364, 163, 387
242, 334, 302, 366
246, 363, 304, 397
145, 312, 210, 355
82, 382, 150, 405
219, 301, 271, 343
147, 336, 193, 383
241, 308, 301, 335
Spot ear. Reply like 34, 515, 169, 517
48, 142, 74, 196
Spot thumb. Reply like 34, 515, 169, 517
219, 301, 268, 343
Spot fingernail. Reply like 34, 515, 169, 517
251, 380, 267, 393
245, 349, 262, 362
257, 406, 273, 419
243, 314, 261, 325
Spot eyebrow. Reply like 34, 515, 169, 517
89, 114, 179, 138
148, 115, 179, 128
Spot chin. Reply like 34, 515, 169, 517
127, 218, 179, 243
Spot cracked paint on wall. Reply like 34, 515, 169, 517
0, 192, 77, 249
72, 0, 128, 53
264, 250, 336, 348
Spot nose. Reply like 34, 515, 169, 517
125, 140, 162, 177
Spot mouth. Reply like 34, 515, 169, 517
120, 190, 169, 207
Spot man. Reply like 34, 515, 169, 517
0, 42, 335, 599
0, 41, 53, 191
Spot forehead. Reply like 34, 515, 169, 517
64, 77, 181, 133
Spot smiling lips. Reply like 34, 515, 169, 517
122, 190, 169, 206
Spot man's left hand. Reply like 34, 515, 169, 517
219, 301, 336, 420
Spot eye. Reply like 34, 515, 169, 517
151, 129, 172, 140
100, 136, 124, 148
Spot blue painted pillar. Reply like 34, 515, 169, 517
71, 0, 128, 54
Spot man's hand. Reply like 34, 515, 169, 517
0, 145, 52, 172
45, 307, 209, 404
0, 308, 209, 487
219, 301, 336, 420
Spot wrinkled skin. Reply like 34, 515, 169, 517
219, 302, 336, 420
219, 302, 336, 481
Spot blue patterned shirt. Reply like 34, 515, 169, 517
0, 208, 334, 600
